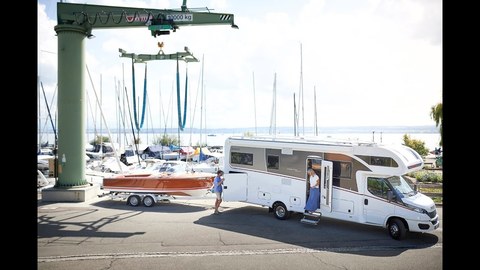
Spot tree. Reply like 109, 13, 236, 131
430, 102, 442, 146
243, 131, 254, 137
153, 134, 179, 146
402, 134, 429, 157
90, 135, 110, 145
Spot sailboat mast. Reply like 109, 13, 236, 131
100, 74, 103, 145
299, 43, 305, 136
269, 73, 277, 136
200, 55, 204, 147
114, 77, 120, 147
86, 65, 124, 173
314, 86, 318, 136
158, 80, 162, 137
40, 81, 58, 145
252, 72, 257, 136
293, 93, 297, 136
38, 76, 41, 149
122, 63, 127, 147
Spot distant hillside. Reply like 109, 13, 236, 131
81, 125, 439, 135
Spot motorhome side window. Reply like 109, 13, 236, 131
357, 155, 398, 167
333, 161, 352, 178
331, 161, 352, 187
367, 177, 391, 199
267, 155, 279, 169
231, 152, 254, 166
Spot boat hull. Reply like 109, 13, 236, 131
102, 172, 215, 197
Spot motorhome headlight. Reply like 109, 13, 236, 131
404, 203, 428, 215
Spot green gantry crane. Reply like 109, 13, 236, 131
53, 1, 236, 189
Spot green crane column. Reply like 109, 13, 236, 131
54, 24, 89, 187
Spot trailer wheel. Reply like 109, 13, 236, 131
127, 195, 141, 206
388, 218, 407, 240
142, 195, 155, 207
273, 202, 290, 220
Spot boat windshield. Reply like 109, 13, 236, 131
386, 175, 415, 198
158, 163, 187, 173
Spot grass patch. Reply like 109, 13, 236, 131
431, 197, 442, 204
418, 187, 442, 194
408, 170, 443, 183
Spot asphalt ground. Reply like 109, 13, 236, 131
37, 185, 443, 270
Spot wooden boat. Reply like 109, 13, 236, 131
102, 171, 215, 197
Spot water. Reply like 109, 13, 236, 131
38, 128, 442, 152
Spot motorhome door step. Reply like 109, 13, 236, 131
300, 212, 321, 225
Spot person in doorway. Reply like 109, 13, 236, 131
213, 170, 225, 214
305, 168, 320, 213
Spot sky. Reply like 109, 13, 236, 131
38, 0, 442, 133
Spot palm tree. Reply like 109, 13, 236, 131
430, 103, 442, 146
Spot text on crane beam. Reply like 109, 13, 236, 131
166, 14, 193, 21
125, 13, 193, 23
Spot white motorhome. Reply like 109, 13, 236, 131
222, 136, 439, 240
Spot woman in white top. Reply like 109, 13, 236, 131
304, 168, 320, 213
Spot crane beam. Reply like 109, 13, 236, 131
57, 2, 237, 37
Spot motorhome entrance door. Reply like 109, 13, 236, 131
320, 160, 333, 212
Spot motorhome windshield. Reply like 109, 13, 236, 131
386, 176, 415, 198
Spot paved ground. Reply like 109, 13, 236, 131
37, 184, 443, 270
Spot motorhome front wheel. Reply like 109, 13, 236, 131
388, 218, 407, 240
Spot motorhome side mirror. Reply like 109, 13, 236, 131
387, 191, 394, 202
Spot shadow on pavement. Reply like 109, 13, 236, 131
38, 208, 145, 239
38, 196, 214, 240
194, 205, 440, 257
89, 197, 212, 213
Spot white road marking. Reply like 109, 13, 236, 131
38, 243, 442, 262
